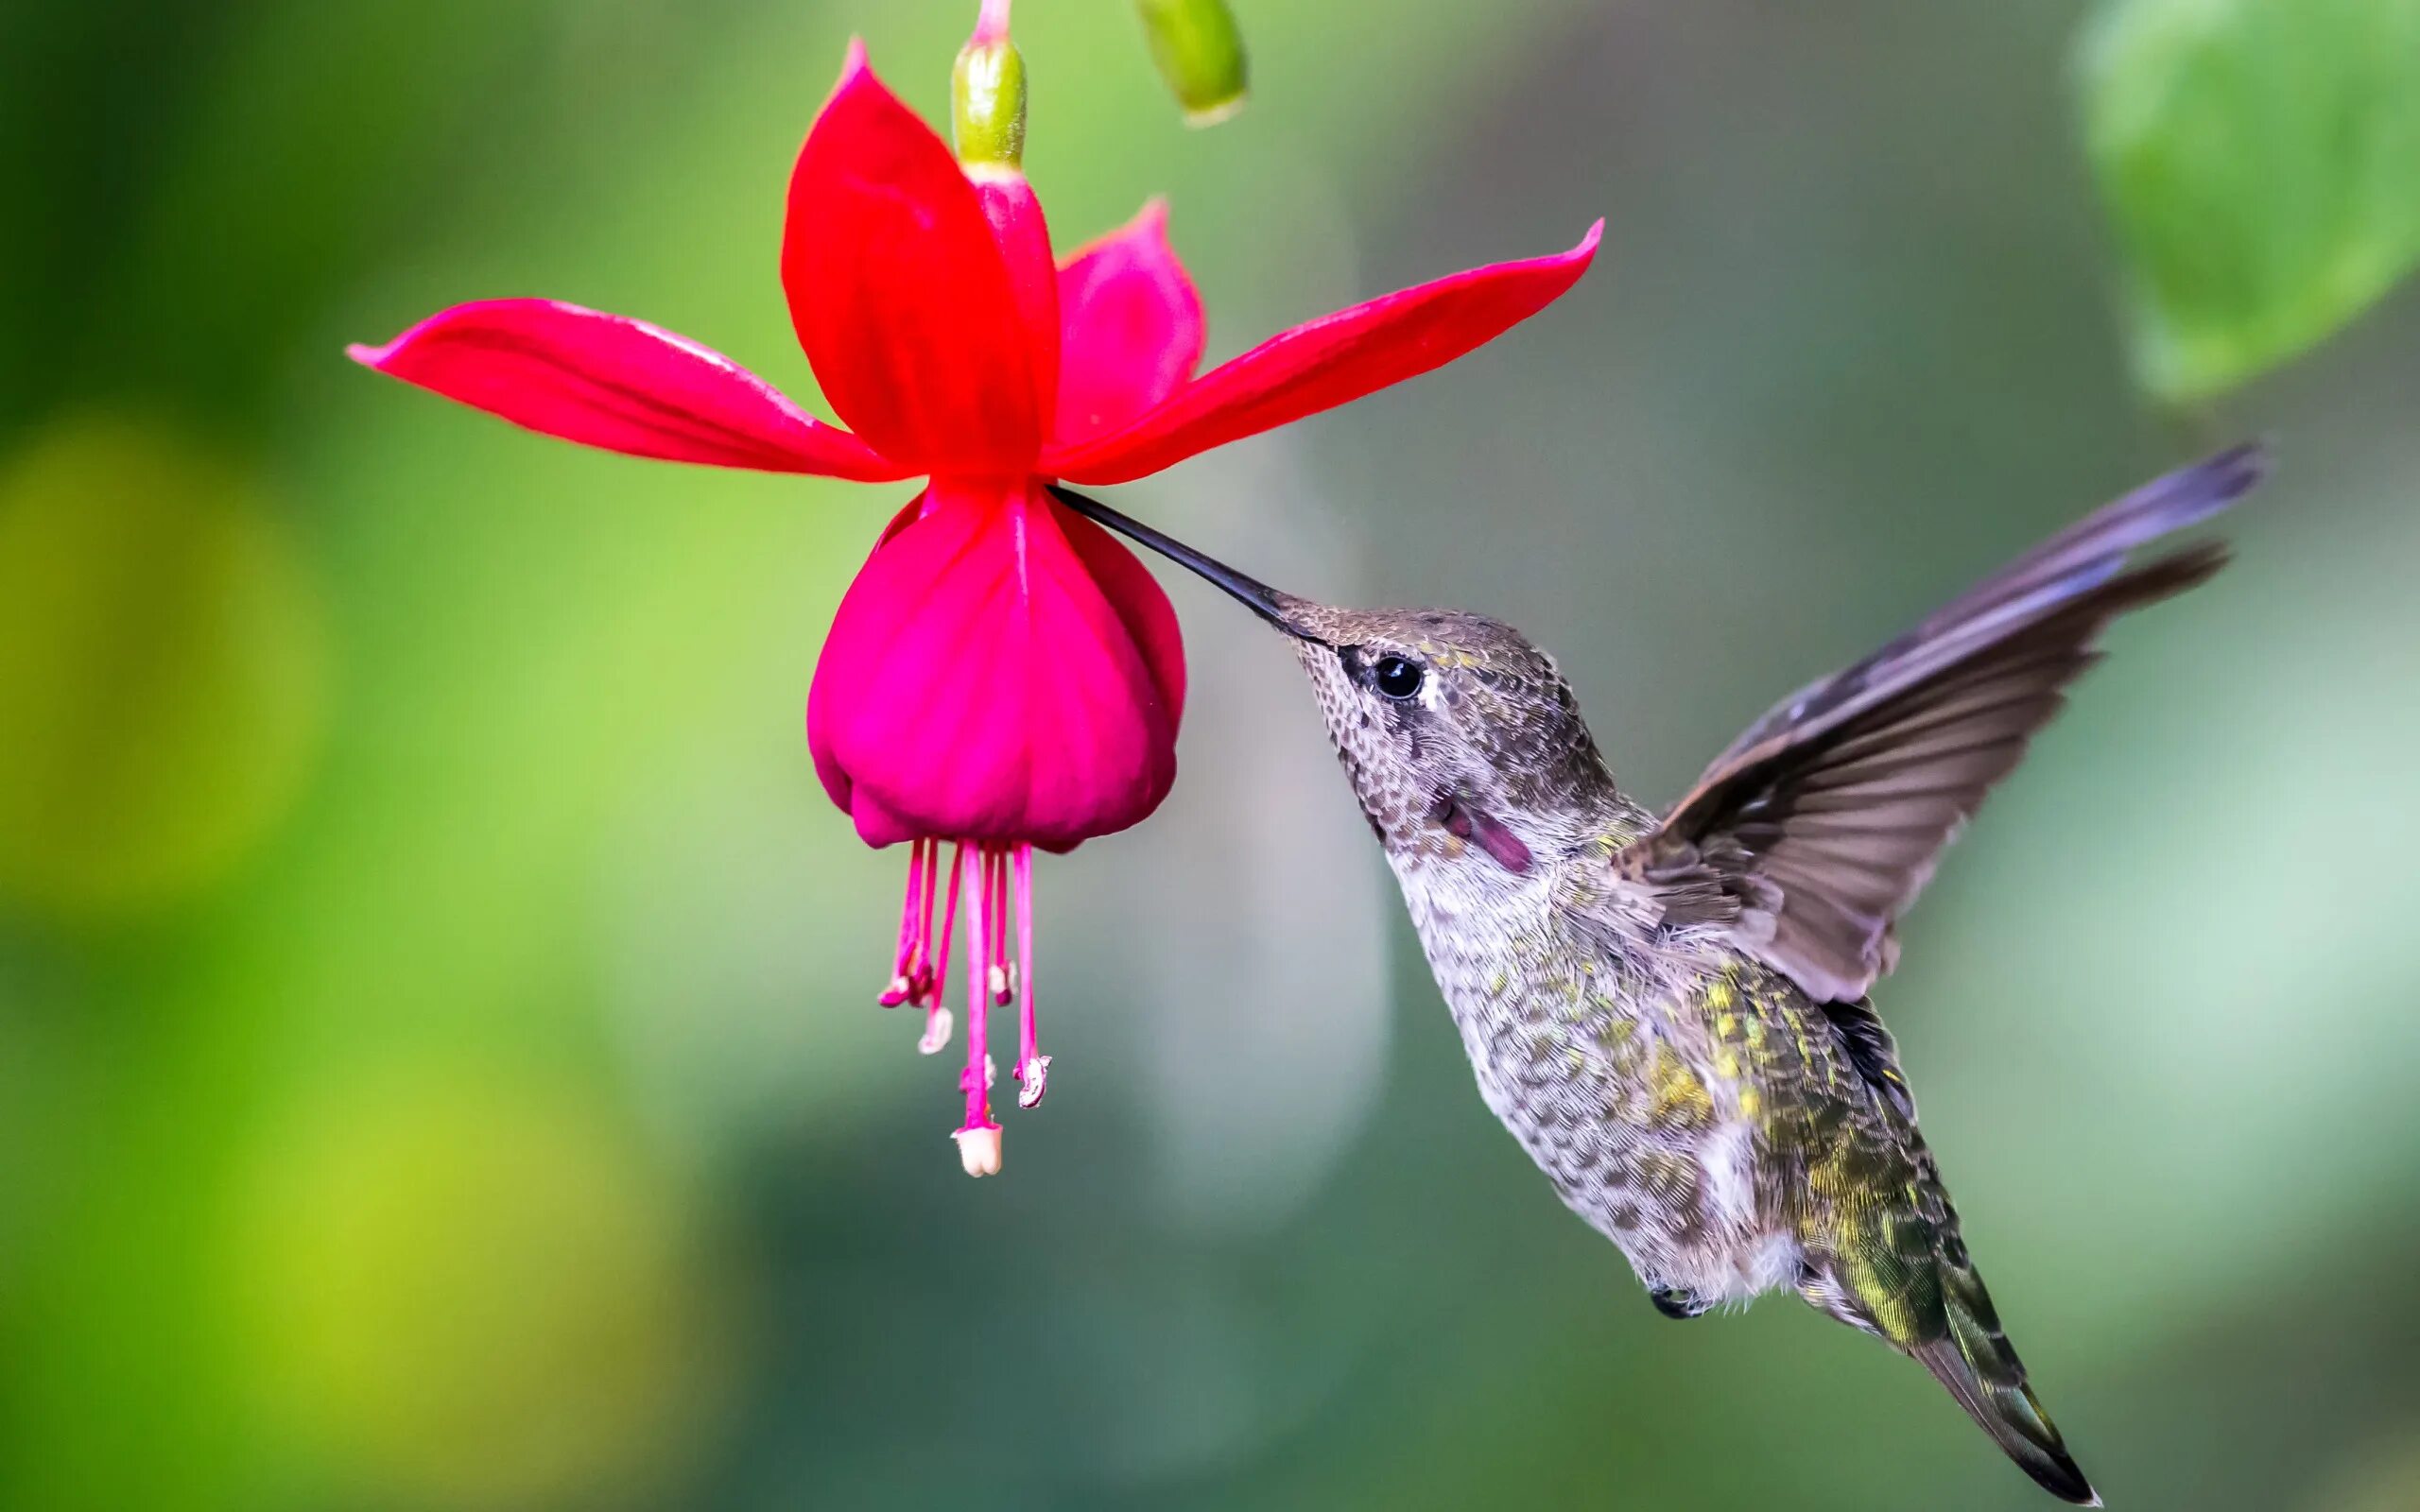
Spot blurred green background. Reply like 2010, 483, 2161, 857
5, 2, 2418, 1508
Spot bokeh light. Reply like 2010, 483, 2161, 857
233, 1073, 725, 1510
0, 416, 326, 919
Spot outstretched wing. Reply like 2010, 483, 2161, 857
1608, 443, 2266, 1003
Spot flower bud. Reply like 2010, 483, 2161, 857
1133, 0, 1248, 126
952, 34, 1028, 169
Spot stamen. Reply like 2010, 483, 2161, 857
911, 833, 942, 1000
1012, 842, 1048, 1108
878, 837, 927, 1006
902, 853, 921, 989
919, 842, 966, 1056
986, 847, 1012, 1005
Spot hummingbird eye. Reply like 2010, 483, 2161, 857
1373, 655, 1426, 701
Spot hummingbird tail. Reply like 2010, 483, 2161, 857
1910, 1269, 2100, 1506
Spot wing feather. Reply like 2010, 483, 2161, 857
1607, 446, 2265, 1002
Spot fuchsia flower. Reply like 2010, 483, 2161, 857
350, 24, 1598, 1175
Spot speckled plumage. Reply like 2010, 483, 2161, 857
1286, 610, 1935, 1308
1287, 605, 2094, 1500
1053, 444, 2268, 1506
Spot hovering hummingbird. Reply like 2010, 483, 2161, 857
1050, 443, 2267, 1506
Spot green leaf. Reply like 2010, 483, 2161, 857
2080, 0, 2420, 402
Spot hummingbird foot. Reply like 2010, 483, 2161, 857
1649, 1286, 1712, 1320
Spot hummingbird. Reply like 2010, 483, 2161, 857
1049, 442, 2267, 1506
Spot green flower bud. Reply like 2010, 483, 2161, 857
952, 35, 1028, 168
1134, 0, 1248, 127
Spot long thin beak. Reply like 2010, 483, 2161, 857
1046, 485, 1317, 641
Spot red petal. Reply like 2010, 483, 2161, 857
974, 172, 1062, 433
1050, 199, 1204, 449
807, 491, 931, 818
1044, 221, 1602, 484
782, 43, 1045, 473
1054, 494, 1185, 723
807, 479, 1181, 851
347, 299, 906, 479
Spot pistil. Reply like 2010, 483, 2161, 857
953, 845, 1003, 1176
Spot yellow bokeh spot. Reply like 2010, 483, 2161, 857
233, 1073, 724, 1511
0, 415, 327, 917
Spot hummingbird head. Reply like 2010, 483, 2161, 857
1049, 488, 1629, 876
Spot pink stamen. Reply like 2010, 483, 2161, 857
919, 841, 965, 1055
971, 0, 1013, 45
1012, 842, 1047, 1108
905, 837, 930, 961
903, 837, 939, 1003
878, 837, 927, 1006
986, 847, 1011, 1006
889, 838, 1047, 1161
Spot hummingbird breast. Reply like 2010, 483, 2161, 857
1391, 847, 1815, 1304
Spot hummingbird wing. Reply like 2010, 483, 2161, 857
1608, 443, 2266, 1003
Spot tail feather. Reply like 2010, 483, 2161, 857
1912, 1272, 2099, 1506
